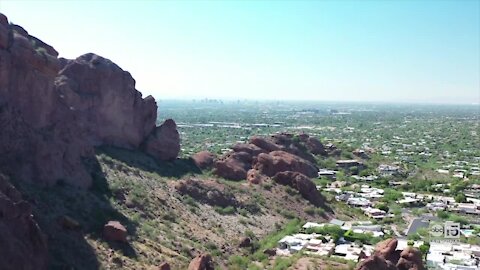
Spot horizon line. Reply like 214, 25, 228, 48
154, 97, 480, 106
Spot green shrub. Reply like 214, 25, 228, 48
263, 183, 273, 190
214, 206, 236, 215
280, 210, 296, 219
304, 207, 316, 215
183, 195, 198, 207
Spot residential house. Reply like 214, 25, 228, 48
277, 235, 308, 254
378, 164, 401, 177
333, 243, 373, 262
427, 242, 480, 269
336, 160, 364, 169
318, 169, 337, 180
363, 207, 391, 220
347, 197, 371, 207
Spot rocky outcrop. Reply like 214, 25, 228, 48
306, 137, 326, 155
212, 132, 324, 181
0, 13, 180, 188
55, 53, 158, 149
188, 253, 214, 270
192, 151, 216, 170
232, 143, 266, 156
209, 133, 329, 208
0, 174, 48, 270
103, 221, 128, 242
356, 238, 425, 270
143, 119, 181, 161
213, 152, 251, 180
250, 136, 282, 152
254, 151, 318, 178
247, 169, 268, 184
158, 262, 171, 270
273, 171, 325, 206
397, 247, 424, 270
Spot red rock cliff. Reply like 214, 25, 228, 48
0, 12, 180, 188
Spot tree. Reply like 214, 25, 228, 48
437, 210, 450, 219
455, 193, 467, 203
407, 234, 421, 241
382, 189, 402, 203
419, 242, 430, 259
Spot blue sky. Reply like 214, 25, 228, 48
1, 0, 479, 103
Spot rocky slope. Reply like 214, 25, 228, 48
0, 12, 180, 188
0, 174, 47, 270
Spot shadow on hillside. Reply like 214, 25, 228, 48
17, 156, 139, 270
96, 145, 202, 179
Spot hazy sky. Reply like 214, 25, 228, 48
1, 0, 479, 103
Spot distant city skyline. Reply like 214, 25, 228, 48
1, 0, 479, 104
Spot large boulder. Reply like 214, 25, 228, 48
143, 119, 181, 161
306, 137, 326, 155
355, 238, 425, 270
273, 171, 325, 206
0, 174, 48, 270
55, 53, 157, 149
103, 221, 128, 242
249, 136, 281, 152
356, 255, 397, 270
397, 247, 424, 270
253, 151, 318, 178
213, 152, 252, 180
158, 262, 171, 270
188, 253, 214, 270
192, 151, 216, 170
232, 143, 266, 156
374, 238, 400, 263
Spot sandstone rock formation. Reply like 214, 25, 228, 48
356, 238, 425, 270
188, 253, 215, 270
192, 151, 216, 170
0, 12, 180, 188
209, 132, 328, 208
232, 143, 266, 156
306, 136, 327, 155
250, 136, 282, 152
0, 174, 48, 270
273, 171, 325, 206
103, 221, 128, 242
158, 262, 171, 270
212, 133, 324, 181
247, 169, 268, 184
143, 119, 181, 161
254, 151, 318, 178
213, 152, 251, 180
55, 53, 158, 149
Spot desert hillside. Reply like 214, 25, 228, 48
0, 12, 428, 270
